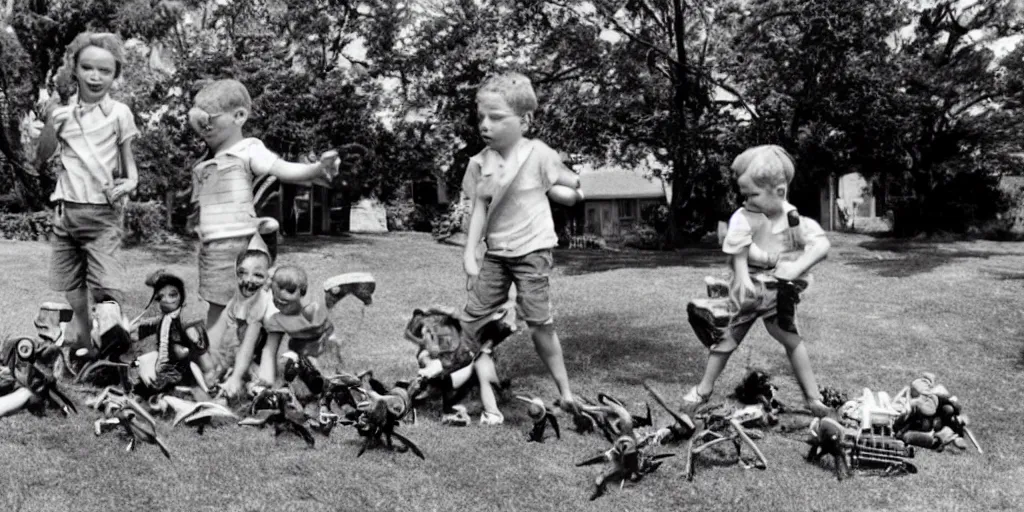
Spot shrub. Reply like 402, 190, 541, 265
622, 223, 667, 250
0, 202, 177, 245
0, 211, 53, 241
386, 199, 442, 232
431, 200, 470, 240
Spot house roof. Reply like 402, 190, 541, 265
579, 169, 668, 200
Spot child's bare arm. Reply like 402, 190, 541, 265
256, 332, 283, 385
269, 151, 339, 186
553, 163, 580, 188
220, 322, 262, 396
774, 235, 830, 280
463, 196, 488, 280
109, 140, 139, 202
730, 247, 756, 299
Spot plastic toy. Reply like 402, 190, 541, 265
89, 388, 171, 459
322, 272, 376, 308
516, 395, 560, 443
147, 394, 237, 434
575, 393, 673, 500
806, 417, 917, 480
238, 386, 316, 447
74, 301, 132, 386
892, 373, 981, 453
570, 394, 652, 442
639, 382, 696, 446
683, 403, 770, 481
0, 333, 77, 418
350, 372, 424, 459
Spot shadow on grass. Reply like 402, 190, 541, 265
845, 239, 1006, 277
541, 311, 706, 386
556, 246, 722, 276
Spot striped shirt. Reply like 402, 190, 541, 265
50, 94, 139, 204
190, 138, 280, 241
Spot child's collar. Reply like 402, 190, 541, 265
71, 93, 115, 117
477, 138, 534, 176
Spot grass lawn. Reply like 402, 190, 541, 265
1, 231, 1023, 512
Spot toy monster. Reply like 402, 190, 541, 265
806, 416, 917, 480
571, 394, 652, 443
516, 395, 560, 443
147, 394, 237, 434
0, 332, 77, 418
639, 382, 696, 446
239, 386, 316, 447
90, 387, 172, 459
322, 272, 376, 308
575, 395, 673, 500
682, 403, 770, 481
350, 372, 425, 459
74, 301, 133, 386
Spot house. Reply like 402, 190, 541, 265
574, 168, 670, 240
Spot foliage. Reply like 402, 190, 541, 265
122, 200, 178, 245
431, 197, 470, 240
621, 223, 666, 250
0, 211, 53, 241
385, 198, 441, 232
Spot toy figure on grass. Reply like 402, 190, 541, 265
0, 302, 79, 418
127, 269, 214, 397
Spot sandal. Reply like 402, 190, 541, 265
682, 386, 711, 408
441, 405, 470, 427
479, 411, 505, 426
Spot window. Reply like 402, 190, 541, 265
617, 199, 636, 220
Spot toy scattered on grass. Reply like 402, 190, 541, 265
350, 372, 424, 459
682, 403, 770, 481
575, 393, 673, 500
516, 395, 560, 443
639, 382, 696, 446
147, 394, 237, 434
322, 272, 376, 309
571, 394, 652, 442
892, 373, 981, 453
0, 332, 77, 418
74, 301, 132, 386
238, 386, 316, 448
806, 417, 917, 480
90, 387, 172, 459
278, 351, 361, 427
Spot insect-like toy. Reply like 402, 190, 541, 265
0, 334, 78, 418
350, 372, 424, 459
516, 395, 560, 443
806, 417, 917, 480
575, 393, 673, 500
89, 387, 171, 459
682, 403, 770, 481
238, 386, 316, 448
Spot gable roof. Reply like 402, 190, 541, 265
579, 169, 668, 200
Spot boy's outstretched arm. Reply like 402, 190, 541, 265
730, 247, 756, 300
256, 331, 283, 385
269, 150, 339, 186
219, 322, 263, 397
463, 196, 488, 287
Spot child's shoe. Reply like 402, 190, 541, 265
441, 405, 470, 427
479, 410, 505, 426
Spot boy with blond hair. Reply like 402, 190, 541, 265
187, 79, 342, 330
461, 72, 583, 424
684, 145, 831, 417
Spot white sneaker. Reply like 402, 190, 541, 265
442, 405, 470, 427
479, 411, 505, 426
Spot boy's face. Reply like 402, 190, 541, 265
76, 46, 117, 103
476, 92, 529, 155
271, 281, 304, 316
236, 256, 270, 299
155, 285, 182, 314
190, 105, 246, 151
737, 172, 786, 217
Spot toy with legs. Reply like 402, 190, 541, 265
682, 403, 771, 481
349, 371, 425, 459
893, 372, 982, 453
127, 269, 213, 396
89, 387, 172, 458
806, 416, 917, 480
575, 395, 673, 500
73, 300, 133, 386
238, 386, 316, 448
0, 302, 78, 418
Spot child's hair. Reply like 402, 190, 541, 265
271, 265, 308, 295
476, 72, 538, 116
57, 32, 126, 93
193, 79, 252, 114
731, 145, 796, 188
235, 249, 271, 270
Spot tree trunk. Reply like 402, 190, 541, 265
668, 0, 690, 248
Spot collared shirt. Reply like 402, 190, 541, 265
226, 287, 277, 343
262, 302, 333, 342
461, 138, 562, 258
50, 94, 139, 204
722, 202, 827, 278
190, 138, 280, 241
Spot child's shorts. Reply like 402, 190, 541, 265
687, 276, 806, 353
465, 249, 554, 328
198, 233, 267, 306
49, 202, 124, 302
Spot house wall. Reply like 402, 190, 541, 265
583, 197, 665, 239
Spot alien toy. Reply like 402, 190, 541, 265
238, 386, 316, 448
0, 332, 77, 418
90, 388, 171, 459
350, 372, 424, 459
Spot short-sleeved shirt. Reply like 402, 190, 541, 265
262, 302, 335, 357
461, 138, 563, 258
722, 202, 827, 280
50, 94, 139, 204
190, 138, 280, 241
225, 287, 277, 343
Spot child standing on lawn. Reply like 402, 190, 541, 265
461, 72, 583, 424
35, 32, 140, 348
683, 145, 832, 417
186, 79, 342, 330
